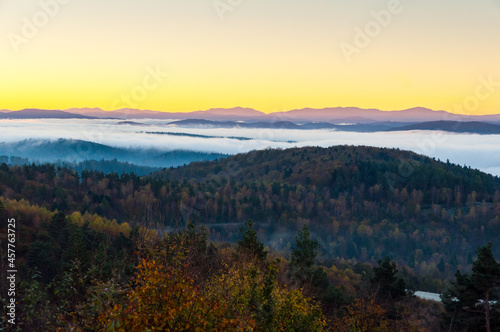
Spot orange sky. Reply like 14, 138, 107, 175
1, 0, 499, 114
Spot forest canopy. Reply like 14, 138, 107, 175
1, 145, 499, 291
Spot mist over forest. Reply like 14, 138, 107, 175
2, 119, 500, 176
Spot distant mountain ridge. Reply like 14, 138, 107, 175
168, 119, 403, 132
2, 107, 500, 123
0, 109, 96, 119
386, 121, 500, 135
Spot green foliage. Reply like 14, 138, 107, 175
442, 243, 500, 332
2, 146, 500, 331
0, 197, 436, 330
1, 146, 500, 289
290, 225, 326, 289
0, 198, 134, 331
18, 275, 55, 330
441, 270, 480, 331
322, 285, 353, 310
472, 243, 500, 297
291, 226, 319, 272
371, 257, 408, 303
237, 220, 267, 261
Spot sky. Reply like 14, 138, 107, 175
1, 0, 499, 114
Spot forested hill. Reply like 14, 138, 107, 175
155, 145, 499, 198
2, 145, 500, 291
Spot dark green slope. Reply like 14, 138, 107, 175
155, 145, 499, 199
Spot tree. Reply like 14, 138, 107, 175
437, 257, 446, 273
290, 225, 326, 288
472, 243, 500, 332
98, 243, 327, 331
442, 243, 500, 332
237, 220, 267, 261
291, 226, 318, 274
371, 257, 407, 303
331, 297, 389, 332
0, 199, 6, 222
98, 257, 243, 331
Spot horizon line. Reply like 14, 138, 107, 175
2, 106, 499, 116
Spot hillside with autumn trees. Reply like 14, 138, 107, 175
2, 145, 500, 330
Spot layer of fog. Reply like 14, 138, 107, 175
2, 119, 500, 176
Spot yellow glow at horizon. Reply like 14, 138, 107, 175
0, 0, 499, 114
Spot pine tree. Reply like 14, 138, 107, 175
471, 243, 500, 332
237, 220, 267, 261
371, 256, 407, 303
290, 225, 326, 288
442, 243, 500, 332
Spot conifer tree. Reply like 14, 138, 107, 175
290, 225, 326, 288
371, 257, 407, 303
237, 220, 267, 261
442, 243, 500, 332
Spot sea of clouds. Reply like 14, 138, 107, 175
1, 119, 500, 176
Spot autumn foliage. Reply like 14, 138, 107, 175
331, 297, 388, 332
96, 240, 327, 331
